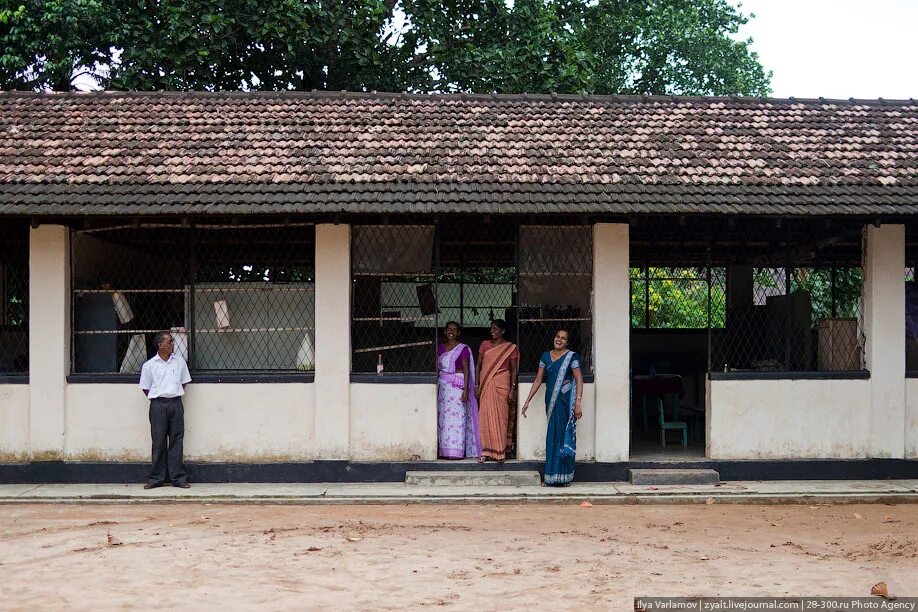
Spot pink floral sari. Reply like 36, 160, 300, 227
437, 343, 482, 459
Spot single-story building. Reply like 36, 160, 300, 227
1, 91, 916, 481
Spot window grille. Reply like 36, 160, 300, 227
907, 224, 918, 372
0, 221, 29, 375
518, 225, 592, 373
631, 216, 866, 374
630, 267, 726, 329
351, 224, 437, 374
351, 219, 593, 375
70, 221, 315, 374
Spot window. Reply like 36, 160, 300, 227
518, 225, 593, 373
630, 267, 726, 329
70, 221, 315, 374
351, 224, 437, 374
351, 219, 593, 375
907, 225, 918, 372
630, 216, 866, 374
192, 223, 315, 371
0, 222, 28, 375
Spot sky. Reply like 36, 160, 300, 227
736, 0, 918, 100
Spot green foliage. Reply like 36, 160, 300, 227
407, 0, 770, 95
108, 0, 418, 91
585, 0, 771, 95
1, 0, 771, 94
631, 267, 726, 329
0, 0, 113, 90
792, 267, 862, 320
632, 266, 863, 330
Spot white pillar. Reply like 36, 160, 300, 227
314, 224, 351, 459
864, 224, 905, 458
28, 225, 70, 459
593, 223, 631, 461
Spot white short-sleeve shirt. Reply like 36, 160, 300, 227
139, 353, 192, 399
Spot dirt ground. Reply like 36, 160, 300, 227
0, 503, 916, 610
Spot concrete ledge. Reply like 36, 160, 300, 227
406, 470, 541, 486
1, 480, 917, 505
629, 469, 720, 485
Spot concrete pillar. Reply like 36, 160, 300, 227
593, 223, 631, 461
863, 224, 905, 458
28, 225, 70, 459
314, 224, 351, 459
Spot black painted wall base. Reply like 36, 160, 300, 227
1, 458, 917, 484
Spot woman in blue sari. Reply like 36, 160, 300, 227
521, 329, 584, 486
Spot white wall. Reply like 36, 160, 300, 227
864, 224, 906, 458
314, 224, 351, 459
705, 223, 908, 461
0, 385, 29, 460
349, 384, 437, 460
517, 382, 595, 461
906, 379, 918, 459
64, 384, 315, 462
708, 378, 871, 459
28, 225, 69, 459
592, 223, 630, 461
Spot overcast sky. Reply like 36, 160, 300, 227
736, 0, 918, 100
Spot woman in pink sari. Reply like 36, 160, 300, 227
437, 322, 481, 459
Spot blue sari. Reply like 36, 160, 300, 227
541, 350, 581, 486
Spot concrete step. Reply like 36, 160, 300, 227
628, 468, 720, 486
406, 470, 542, 487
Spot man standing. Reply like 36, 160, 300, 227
139, 331, 192, 489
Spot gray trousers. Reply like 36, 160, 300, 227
148, 397, 187, 485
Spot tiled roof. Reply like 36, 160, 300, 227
1, 91, 916, 216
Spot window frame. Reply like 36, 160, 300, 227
68, 221, 316, 377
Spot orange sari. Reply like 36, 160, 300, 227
478, 341, 519, 460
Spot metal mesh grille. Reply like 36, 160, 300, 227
439, 219, 518, 366
518, 225, 593, 373
907, 224, 918, 372
630, 267, 726, 329
351, 219, 593, 374
631, 216, 866, 373
192, 223, 315, 372
0, 221, 29, 375
71, 222, 315, 374
351, 225, 437, 374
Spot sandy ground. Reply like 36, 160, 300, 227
0, 503, 916, 610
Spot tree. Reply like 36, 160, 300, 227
0, 0, 771, 95
402, 0, 770, 95
0, 0, 113, 91
107, 0, 419, 91
581, 0, 771, 95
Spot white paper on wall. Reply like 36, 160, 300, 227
111, 291, 135, 324
295, 332, 315, 371
214, 300, 231, 329
119, 334, 147, 373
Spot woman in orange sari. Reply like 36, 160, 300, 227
476, 319, 519, 462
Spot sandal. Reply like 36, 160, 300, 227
477, 457, 486, 464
